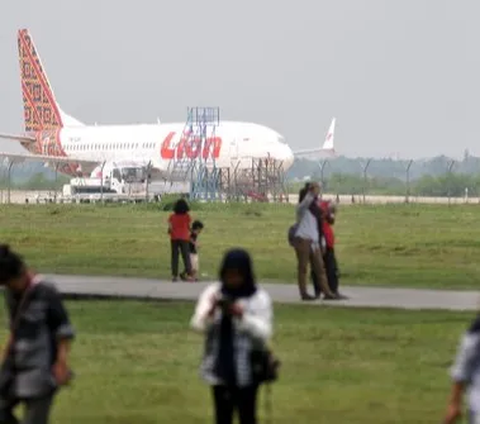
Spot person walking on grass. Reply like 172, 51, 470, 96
0, 244, 75, 424
190, 248, 273, 424
292, 182, 337, 301
168, 198, 194, 282
443, 314, 480, 424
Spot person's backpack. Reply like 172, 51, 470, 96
287, 223, 298, 247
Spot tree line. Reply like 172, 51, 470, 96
288, 172, 480, 197
287, 152, 480, 197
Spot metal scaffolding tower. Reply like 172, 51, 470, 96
219, 157, 288, 203
167, 107, 221, 200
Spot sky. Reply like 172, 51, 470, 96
0, 0, 476, 159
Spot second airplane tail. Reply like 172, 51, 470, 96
322, 118, 335, 151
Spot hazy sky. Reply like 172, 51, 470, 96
0, 0, 476, 159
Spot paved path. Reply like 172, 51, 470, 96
45, 274, 480, 312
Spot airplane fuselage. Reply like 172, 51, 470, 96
29, 120, 294, 178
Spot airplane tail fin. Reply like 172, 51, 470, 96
322, 117, 335, 151
292, 117, 337, 157
17, 29, 85, 132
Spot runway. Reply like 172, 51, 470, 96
46, 274, 480, 312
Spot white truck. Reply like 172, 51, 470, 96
62, 164, 149, 197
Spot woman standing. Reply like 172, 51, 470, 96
168, 198, 194, 282
293, 182, 336, 301
190, 249, 273, 424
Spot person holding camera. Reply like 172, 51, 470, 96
292, 182, 337, 301
0, 245, 75, 424
190, 248, 273, 424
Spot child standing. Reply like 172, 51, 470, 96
322, 201, 342, 297
185, 220, 204, 281
168, 198, 193, 282
311, 200, 346, 298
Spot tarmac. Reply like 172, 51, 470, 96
46, 274, 480, 312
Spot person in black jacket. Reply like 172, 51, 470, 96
0, 245, 75, 424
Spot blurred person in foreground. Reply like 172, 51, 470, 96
0, 245, 75, 424
292, 182, 337, 301
190, 248, 273, 424
443, 314, 480, 424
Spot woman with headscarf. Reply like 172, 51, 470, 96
190, 249, 273, 424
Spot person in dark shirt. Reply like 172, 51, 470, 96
0, 244, 75, 424
311, 200, 346, 299
184, 220, 204, 282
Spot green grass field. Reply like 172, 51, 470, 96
1, 300, 466, 424
1, 202, 479, 289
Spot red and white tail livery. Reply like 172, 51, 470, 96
293, 118, 336, 157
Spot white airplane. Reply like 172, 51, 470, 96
0, 29, 335, 180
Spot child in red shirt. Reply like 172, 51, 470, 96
168, 198, 194, 282
311, 200, 346, 298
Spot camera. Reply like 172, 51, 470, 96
216, 296, 233, 310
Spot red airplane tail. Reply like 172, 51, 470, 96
17, 29, 64, 133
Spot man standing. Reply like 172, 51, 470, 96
0, 244, 75, 424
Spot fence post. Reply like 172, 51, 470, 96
446, 160, 455, 205
405, 159, 413, 203
361, 159, 372, 204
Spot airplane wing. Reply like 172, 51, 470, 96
293, 117, 336, 156
293, 146, 335, 156
0, 133, 36, 143
0, 151, 98, 166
